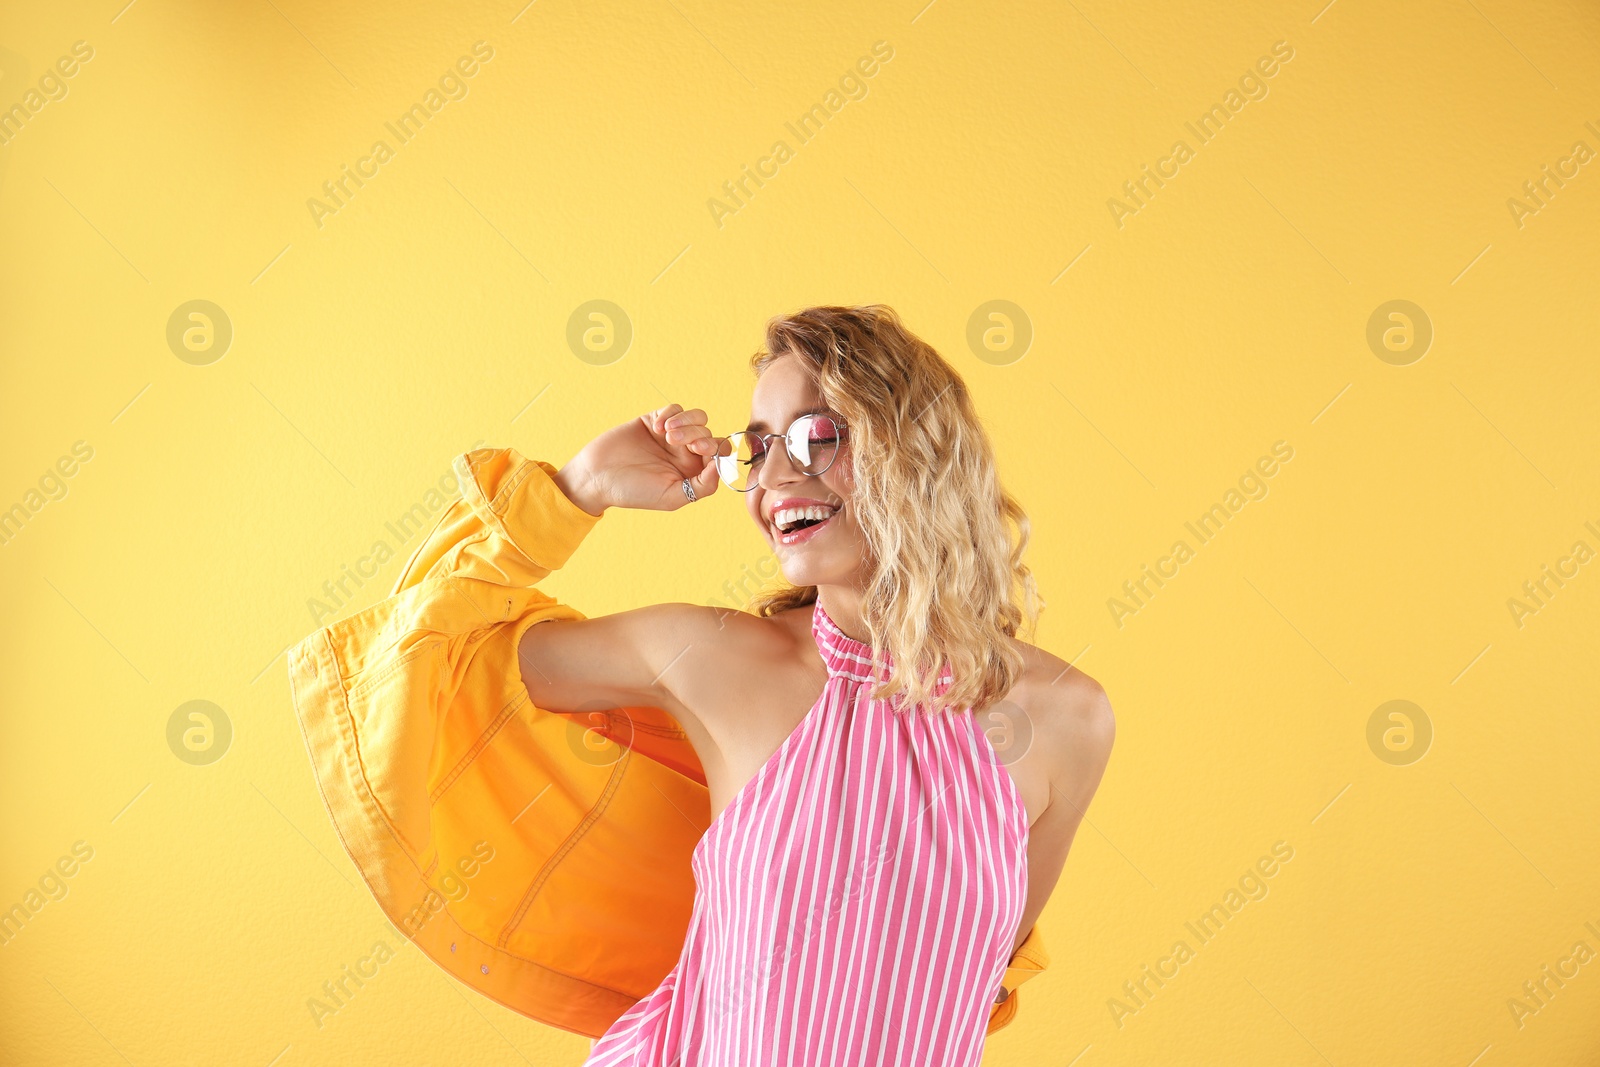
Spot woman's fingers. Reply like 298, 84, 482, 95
672, 426, 717, 454
663, 407, 713, 451
650, 403, 684, 434
663, 407, 707, 429
637, 406, 719, 508
687, 455, 720, 501
658, 453, 719, 509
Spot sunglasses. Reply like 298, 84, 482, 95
712, 413, 847, 493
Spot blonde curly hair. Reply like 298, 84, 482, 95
743, 304, 1043, 715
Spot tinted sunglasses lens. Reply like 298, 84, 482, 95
715, 433, 763, 491
789, 415, 841, 475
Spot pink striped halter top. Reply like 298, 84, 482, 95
584, 599, 1031, 1066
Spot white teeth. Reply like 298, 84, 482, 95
774, 505, 837, 532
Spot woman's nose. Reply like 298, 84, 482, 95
757, 442, 803, 490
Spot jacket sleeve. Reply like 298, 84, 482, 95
388, 447, 600, 595
287, 446, 710, 1038
986, 922, 1049, 1033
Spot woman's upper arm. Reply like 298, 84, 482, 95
516, 601, 721, 731
1012, 676, 1116, 953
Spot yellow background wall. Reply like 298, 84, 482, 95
2, 0, 1597, 1063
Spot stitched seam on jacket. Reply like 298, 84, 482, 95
292, 628, 428, 861
430, 685, 526, 803
345, 638, 437, 702
1014, 948, 1047, 967
357, 644, 445, 859
485, 451, 535, 515
614, 717, 689, 741
543, 708, 687, 743
496, 744, 633, 948
477, 453, 578, 573
342, 576, 510, 702
392, 499, 468, 592
428, 606, 582, 802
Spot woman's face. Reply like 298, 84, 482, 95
743, 353, 870, 590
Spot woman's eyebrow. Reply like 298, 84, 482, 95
744, 405, 832, 433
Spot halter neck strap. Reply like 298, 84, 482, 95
810, 600, 956, 696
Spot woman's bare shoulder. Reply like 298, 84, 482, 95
623, 602, 822, 760
1004, 636, 1116, 766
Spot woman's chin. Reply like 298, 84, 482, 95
776, 560, 814, 587
776, 554, 860, 591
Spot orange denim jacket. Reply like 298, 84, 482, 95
287, 446, 1048, 1039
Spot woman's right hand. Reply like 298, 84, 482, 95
554, 403, 722, 515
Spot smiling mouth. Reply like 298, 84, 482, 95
773, 507, 838, 545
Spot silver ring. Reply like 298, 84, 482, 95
681, 478, 697, 503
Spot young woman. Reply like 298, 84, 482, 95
518, 305, 1117, 1064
